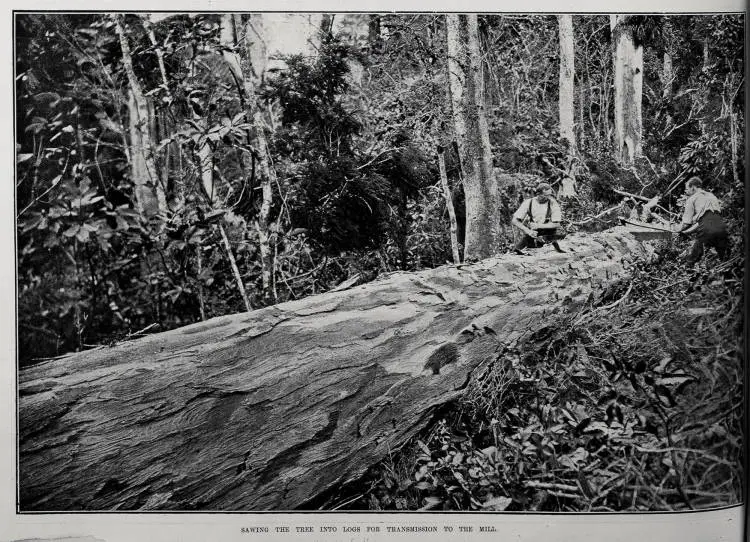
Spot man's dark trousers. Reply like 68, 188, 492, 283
686, 211, 729, 263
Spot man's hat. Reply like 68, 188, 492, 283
535, 182, 553, 195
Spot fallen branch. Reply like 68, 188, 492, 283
613, 188, 678, 219
571, 203, 623, 225
575, 281, 633, 326
524, 481, 580, 493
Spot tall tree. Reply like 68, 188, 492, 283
446, 15, 467, 157
610, 15, 643, 165
558, 15, 576, 151
219, 14, 277, 304
244, 15, 278, 304
557, 14, 578, 198
660, 18, 674, 99
216, 14, 278, 307
446, 14, 498, 260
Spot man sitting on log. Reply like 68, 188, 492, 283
672, 176, 729, 263
511, 181, 564, 254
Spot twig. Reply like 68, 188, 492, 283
124, 322, 159, 339
635, 446, 737, 468
547, 491, 581, 500
524, 481, 580, 493
575, 282, 632, 326
570, 203, 622, 225
328, 481, 378, 511
330, 493, 367, 511
613, 187, 650, 202
654, 277, 690, 292
18, 152, 70, 217
612, 188, 677, 217
355, 147, 402, 171
623, 485, 730, 499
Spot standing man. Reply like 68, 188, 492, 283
673, 177, 729, 263
511, 182, 564, 253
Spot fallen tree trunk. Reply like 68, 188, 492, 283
19, 228, 653, 511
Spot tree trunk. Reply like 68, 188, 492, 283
610, 15, 643, 165
19, 228, 653, 511
115, 15, 166, 219
220, 14, 276, 304
662, 52, 673, 99
437, 147, 461, 264
253, 112, 276, 303
219, 222, 252, 312
726, 73, 740, 187
196, 245, 207, 321
141, 15, 178, 206
446, 15, 498, 261
558, 15, 576, 153
446, 15, 467, 155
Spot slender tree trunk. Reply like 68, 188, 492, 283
196, 245, 207, 321
446, 15, 467, 154
660, 17, 674, 100
726, 73, 740, 186
219, 14, 276, 304
142, 14, 177, 204
446, 14, 498, 261
142, 15, 170, 97
244, 14, 268, 84
240, 14, 277, 304
219, 223, 252, 312
196, 134, 214, 202
466, 15, 498, 255
558, 15, 576, 152
662, 52, 673, 99
610, 15, 643, 165
115, 15, 167, 219
437, 147, 461, 264
557, 15, 578, 198
253, 114, 276, 303
702, 38, 710, 71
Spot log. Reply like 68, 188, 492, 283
19, 228, 653, 511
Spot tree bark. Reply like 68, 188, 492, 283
726, 73, 741, 187
115, 15, 167, 219
446, 15, 498, 261
437, 147, 461, 264
661, 52, 673, 99
558, 15, 576, 152
446, 15, 467, 154
253, 112, 276, 303
19, 228, 653, 511
610, 15, 643, 165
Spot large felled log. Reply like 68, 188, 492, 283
19, 228, 653, 511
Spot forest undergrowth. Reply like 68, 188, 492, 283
334, 238, 744, 512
